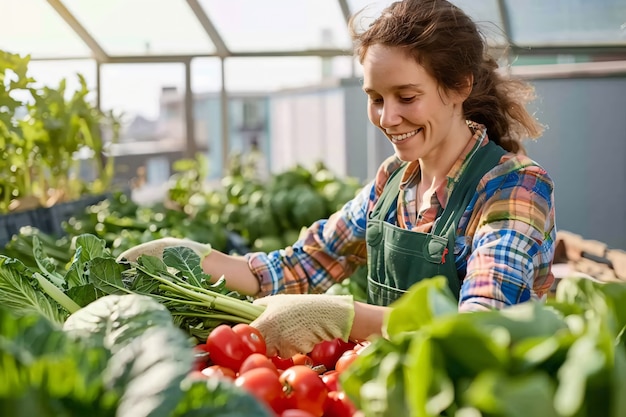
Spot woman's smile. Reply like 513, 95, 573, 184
389, 127, 422, 143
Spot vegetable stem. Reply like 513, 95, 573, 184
136, 265, 264, 321
33, 272, 81, 314
170, 311, 252, 323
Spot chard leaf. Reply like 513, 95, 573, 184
163, 246, 211, 287
0, 256, 67, 324
0, 307, 113, 417
554, 333, 607, 416
106, 327, 194, 417
32, 235, 65, 288
138, 254, 169, 276
87, 257, 128, 296
66, 283, 102, 308
173, 377, 272, 417
63, 294, 173, 350
129, 269, 162, 295
464, 371, 559, 417
65, 234, 110, 288
63, 294, 194, 417
384, 276, 458, 337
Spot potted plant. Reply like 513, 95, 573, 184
0, 49, 121, 245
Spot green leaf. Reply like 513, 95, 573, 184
105, 327, 194, 417
384, 276, 458, 337
554, 334, 607, 416
463, 371, 559, 417
428, 314, 509, 380
87, 257, 128, 296
172, 377, 273, 417
341, 334, 413, 417
405, 332, 454, 417
63, 294, 175, 351
138, 254, 169, 276
66, 283, 101, 308
62, 294, 195, 417
66, 234, 111, 288
32, 235, 65, 288
163, 246, 211, 287
0, 256, 67, 324
610, 345, 626, 417
0, 307, 112, 417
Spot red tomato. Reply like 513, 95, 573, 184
200, 365, 236, 380
353, 341, 371, 354
191, 343, 211, 371
335, 350, 359, 374
239, 353, 279, 375
280, 365, 328, 417
321, 371, 340, 392
270, 355, 295, 371
323, 391, 358, 417
233, 323, 267, 356
205, 324, 253, 372
235, 367, 286, 413
280, 409, 318, 417
309, 339, 355, 371
292, 353, 314, 367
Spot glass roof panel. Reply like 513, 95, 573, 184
504, 0, 626, 46
347, 0, 506, 45
0, 0, 91, 58
223, 57, 327, 91
61, 0, 215, 56
199, 0, 352, 52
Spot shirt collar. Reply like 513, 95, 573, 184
399, 120, 489, 207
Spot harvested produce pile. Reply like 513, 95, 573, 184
0, 234, 262, 341
2, 230, 626, 416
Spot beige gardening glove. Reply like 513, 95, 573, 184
250, 294, 355, 358
116, 237, 212, 263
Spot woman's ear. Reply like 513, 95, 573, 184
447, 74, 473, 105
459, 74, 474, 100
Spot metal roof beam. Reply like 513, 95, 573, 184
101, 48, 352, 64
25, 46, 626, 64
186, 0, 230, 58
337, 0, 352, 24
45, 0, 109, 62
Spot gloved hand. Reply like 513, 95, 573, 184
116, 237, 212, 263
250, 294, 355, 358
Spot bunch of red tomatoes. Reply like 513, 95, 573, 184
190, 323, 368, 417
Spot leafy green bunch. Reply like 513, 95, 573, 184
341, 276, 626, 417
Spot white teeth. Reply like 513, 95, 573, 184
391, 128, 420, 141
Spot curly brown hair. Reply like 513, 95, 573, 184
350, 0, 543, 153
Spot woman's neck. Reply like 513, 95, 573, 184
419, 119, 473, 187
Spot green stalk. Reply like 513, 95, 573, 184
136, 265, 264, 321
33, 272, 81, 314
171, 311, 251, 323
151, 294, 210, 307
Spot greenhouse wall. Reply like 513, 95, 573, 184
525, 76, 626, 251
267, 73, 626, 251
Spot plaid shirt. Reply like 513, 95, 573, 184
247, 122, 556, 311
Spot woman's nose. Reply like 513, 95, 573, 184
378, 102, 402, 129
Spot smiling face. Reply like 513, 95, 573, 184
362, 44, 468, 163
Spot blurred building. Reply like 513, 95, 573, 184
110, 87, 270, 185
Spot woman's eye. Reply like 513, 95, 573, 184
400, 96, 416, 102
370, 97, 383, 104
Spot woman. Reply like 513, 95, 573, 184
119, 0, 556, 358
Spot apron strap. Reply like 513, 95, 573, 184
369, 163, 407, 221
433, 141, 506, 237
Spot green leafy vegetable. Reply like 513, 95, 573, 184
0, 256, 69, 324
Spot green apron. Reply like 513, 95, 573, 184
365, 141, 506, 306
